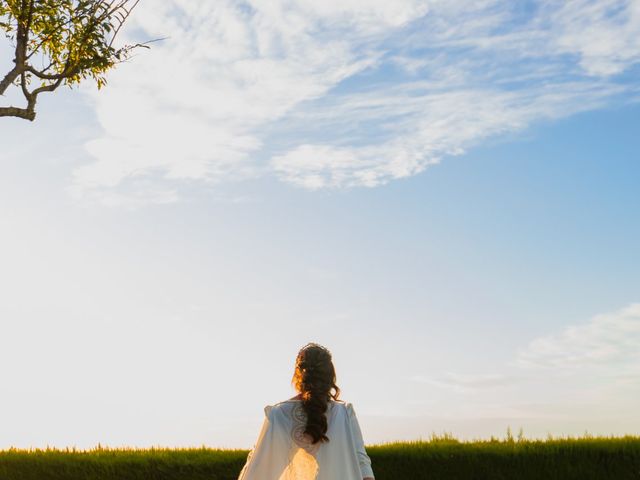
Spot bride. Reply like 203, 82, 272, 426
238, 342, 375, 480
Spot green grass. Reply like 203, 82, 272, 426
367, 435, 640, 480
1, 435, 639, 480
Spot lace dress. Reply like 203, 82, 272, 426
237, 399, 375, 480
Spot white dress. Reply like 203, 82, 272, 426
237, 399, 375, 480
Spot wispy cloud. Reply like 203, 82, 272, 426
71, 0, 427, 203
73, 0, 640, 203
517, 303, 640, 371
549, 0, 640, 76
270, 81, 623, 188
408, 303, 640, 430
414, 303, 640, 388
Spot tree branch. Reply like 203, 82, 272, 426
0, 106, 36, 121
0, 66, 22, 95
25, 64, 81, 80
1, 0, 145, 120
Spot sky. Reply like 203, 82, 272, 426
0, 0, 639, 449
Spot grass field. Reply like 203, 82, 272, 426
1, 435, 639, 480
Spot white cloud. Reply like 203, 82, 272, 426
407, 304, 640, 434
271, 81, 622, 188
73, 0, 425, 203
414, 304, 640, 387
517, 303, 640, 370
271, 143, 438, 189
74, 0, 640, 202
550, 0, 640, 76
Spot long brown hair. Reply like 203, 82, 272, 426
291, 343, 341, 444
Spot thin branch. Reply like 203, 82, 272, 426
25, 64, 81, 80
107, 0, 139, 48
19, 70, 30, 99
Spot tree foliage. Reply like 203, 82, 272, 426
0, 0, 143, 121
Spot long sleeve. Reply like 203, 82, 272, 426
237, 405, 289, 480
347, 403, 375, 479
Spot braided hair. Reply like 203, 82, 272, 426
291, 343, 341, 444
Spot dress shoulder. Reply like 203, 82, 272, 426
272, 399, 295, 408
269, 398, 348, 410
344, 401, 356, 416
267, 399, 295, 414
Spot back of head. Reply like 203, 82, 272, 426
291, 342, 341, 444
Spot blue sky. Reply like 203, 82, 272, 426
1, 0, 639, 449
